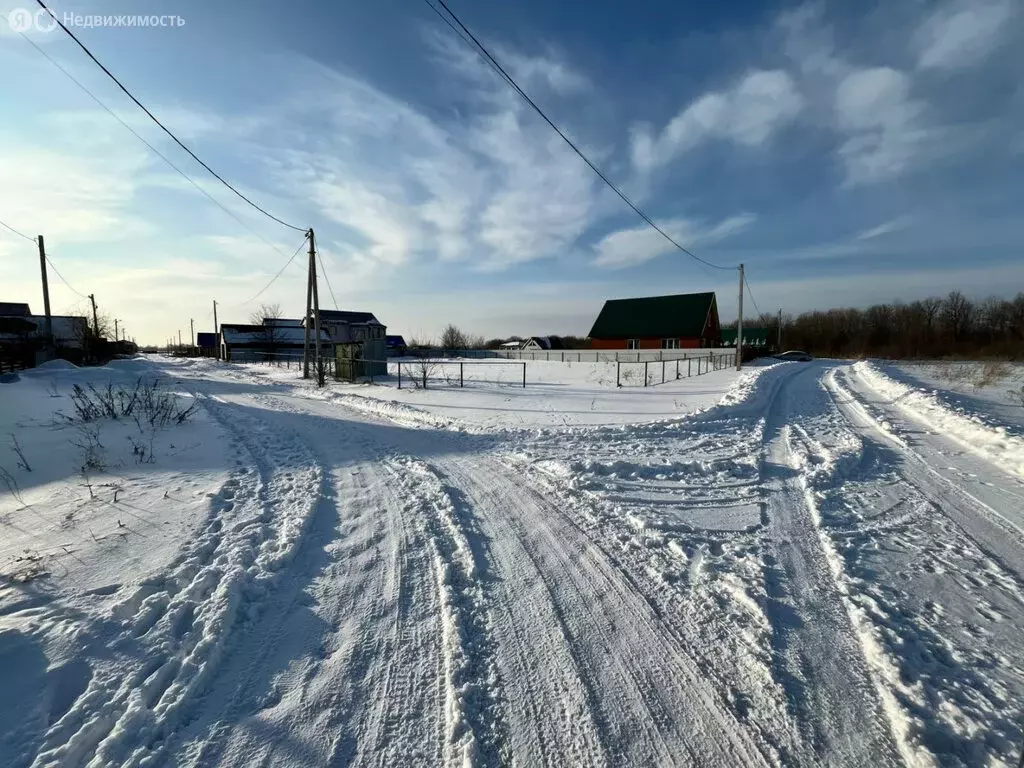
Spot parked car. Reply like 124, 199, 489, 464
774, 350, 813, 362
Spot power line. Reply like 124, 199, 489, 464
19, 33, 305, 266
34, 0, 306, 234
316, 249, 339, 310
743, 272, 763, 319
0, 215, 89, 298
44, 255, 89, 298
239, 232, 310, 306
0, 219, 37, 243
423, 0, 733, 272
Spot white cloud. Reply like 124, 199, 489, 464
855, 215, 914, 240
593, 213, 756, 269
0, 142, 152, 243
278, 52, 596, 274
632, 70, 803, 171
834, 67, 932, 184
916, 0, 1014, 71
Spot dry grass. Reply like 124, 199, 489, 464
975, 361, 1011, 389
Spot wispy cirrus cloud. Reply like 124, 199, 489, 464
916, 0, 1015, 71
855, 215, 915, 241
592, 213, 756, 269
630, 70, 803, 172
834, 67, 935, 185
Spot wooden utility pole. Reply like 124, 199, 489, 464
777, 308, 783, 351
37, 235, 53, 350
88, 293, 99, 337
178, 329, 182, 347
114, 319, 119, 341
302, 228, 315, 378
213, 300, 220, 359
736, 263, 744, 371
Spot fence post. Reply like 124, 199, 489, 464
460, 362, 464, 388
662, 360, 666, 384
522, 363, 526, 388
398, 362, 402, 389
617, 361, 621, 388
644, 360, 649, 386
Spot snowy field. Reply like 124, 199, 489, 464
2, 354, 1024, 766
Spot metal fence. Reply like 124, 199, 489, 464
396, 359, 526, 389
493, 348, 732, 363
615, 352, 734, 387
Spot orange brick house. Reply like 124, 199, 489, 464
587, 292, 721, 350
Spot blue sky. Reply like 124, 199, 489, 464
1, 0, 1021, 343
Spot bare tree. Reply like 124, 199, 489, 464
248, 303, 282, 326
249, 303, 284, 360
942, 291, 973, 343
440, 324, 468, 350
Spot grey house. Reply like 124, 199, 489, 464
308, 310, 387, 377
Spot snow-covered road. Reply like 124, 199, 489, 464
3, 357, 1024, 766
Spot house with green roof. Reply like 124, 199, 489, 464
587, 292, 721, 350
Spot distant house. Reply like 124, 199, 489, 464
588, 292, 721, 350
220, 320, 330, 362
0, 302, 32, 317
498, 340, 522, 350
309, 309, 388, 377
0, 301, 89, 353
385, 335, 407, 356
519, 336, 565, 351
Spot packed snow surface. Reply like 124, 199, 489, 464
2, 355, 1023, 766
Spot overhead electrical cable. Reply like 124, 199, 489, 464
34, 0, 307, 233
239, 232, 310, 306
422, 0, 734, 272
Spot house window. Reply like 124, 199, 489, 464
626, 339, 640, 350
661, 338, 679, 349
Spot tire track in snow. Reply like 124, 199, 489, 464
174, 395, 449, 768
436, 452, 770, 767
828, 367, 1024, 583
29, 394, 322, 768
758, 365, 903, 766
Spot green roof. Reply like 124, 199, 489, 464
721, 327, 770, 346
588, 292, 717, 339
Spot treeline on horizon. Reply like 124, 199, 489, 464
411, 291, 1024, 360
728, 290, 1024, 360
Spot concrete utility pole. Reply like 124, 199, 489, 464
212, 299, 220, 359
736, 263, 744, 371
302, 228, 315, 378
88, 293, 99, 337
114, 319, 119, 342
310, 228, 321, 373
190, 317, 195, 347
37, 234, 53, 350
178, 329, 182, 347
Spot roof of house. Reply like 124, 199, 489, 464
221, 323, 332, 345
0, 302, 32, 316
498, 340, 521, 348
721, 327, 770, 346
588, 292, 717, 339
385, 335, 406, 347
318, 310, 382, 325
